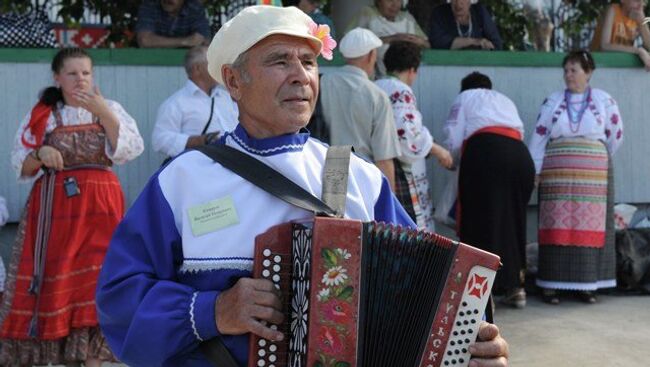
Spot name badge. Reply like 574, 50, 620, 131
188, 196, 239, 236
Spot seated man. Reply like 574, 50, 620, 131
152, 46, 239, 161
96, 6, 509, 367
136, 0, 211, 48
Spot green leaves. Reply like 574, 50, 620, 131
336, 286, 353, 301
334, 362, 351, 367
322, 248, 338, 268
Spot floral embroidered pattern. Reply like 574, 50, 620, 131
611, 114, 619, 125
314, 247, 354, 367
536, 125, 548, 136
308, 20, 337, 60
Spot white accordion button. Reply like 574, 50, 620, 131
263, 249, 271, 257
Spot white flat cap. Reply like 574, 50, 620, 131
207, 5, 323, 84
339, 28, 382, 59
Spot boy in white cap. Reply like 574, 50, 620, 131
321, 27, 401, 190
96, 6, 509, 367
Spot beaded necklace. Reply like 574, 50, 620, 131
456, 15, 473, 37
564, 87, 591, 133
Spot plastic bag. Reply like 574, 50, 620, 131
434, 169, 458, 227
615, 228, 650, 293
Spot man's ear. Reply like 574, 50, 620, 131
222, 65, 242, 101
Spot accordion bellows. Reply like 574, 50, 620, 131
250, 217, 500, 367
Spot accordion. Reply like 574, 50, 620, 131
249, 217, 500, 367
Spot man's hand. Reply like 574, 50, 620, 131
469, 322, 509, 367
215, 278, 285, 342
182, 32, 207, 48
479, 38, 495, 50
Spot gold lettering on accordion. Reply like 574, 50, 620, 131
437, 327, 445, 336
441, 316, 449, 325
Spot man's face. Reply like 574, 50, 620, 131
161, 0, 184, 15
231, 35, 319, 137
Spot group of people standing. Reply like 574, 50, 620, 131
0, 4, 629, 367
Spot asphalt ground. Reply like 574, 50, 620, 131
1, 223, 648, 367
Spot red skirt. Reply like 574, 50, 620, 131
0, 168, 124, 340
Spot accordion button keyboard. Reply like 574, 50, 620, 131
258, 339, 267, 347
269, 344, 277, 352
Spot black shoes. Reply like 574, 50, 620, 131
541, 289, 560, 305
577, 291, 597, 304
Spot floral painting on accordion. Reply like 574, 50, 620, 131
313, 247, 355, 367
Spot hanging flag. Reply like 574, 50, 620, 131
258, 0, 283, 6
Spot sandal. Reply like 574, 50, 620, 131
541, 289, 560, 305
578, 291, 597, 304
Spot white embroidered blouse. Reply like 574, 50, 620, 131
443, 89, 525, 160
527, 88, 623, 173
375, 77, 434, 170
11, 100, 145, 181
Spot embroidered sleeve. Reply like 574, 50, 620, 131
389, 87, 433, 164
10, 111, 56, 182
603, 95, 623, 155
443, 94, 466, 161
527, 96, 555, 174
104, 100, 145, 165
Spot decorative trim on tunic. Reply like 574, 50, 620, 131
179, 258, 254, 273
189, 292, 203, 341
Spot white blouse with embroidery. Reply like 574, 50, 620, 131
375, 77, 434, 169
443, 89, 525, 160
11, 100, 144, 181
527, 88, 623, 173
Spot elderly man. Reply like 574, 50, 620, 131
136, 0, 211, 48
152, 46, 238, 160
96, 6, 508, 367
321, 27, 401, 189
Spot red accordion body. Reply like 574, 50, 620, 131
249, 217, 500, 367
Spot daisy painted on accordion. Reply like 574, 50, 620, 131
249, 216, 500, 367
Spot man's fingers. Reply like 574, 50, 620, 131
250, 304, 284, 325
248, 318, 284, 342
478, 322, 499, 341
468, 356, 508, 367
253, 290, 283, 310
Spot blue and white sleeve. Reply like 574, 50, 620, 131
96, 176, 221, 366
373, 176, 416, 228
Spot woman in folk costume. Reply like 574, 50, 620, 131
375, 41, 452, 232
443, 72, 535, 308
0, 48, 144, 366
528, 50, 623, 305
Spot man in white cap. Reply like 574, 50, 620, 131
96, 6, 509, 367
321, 27, 401, 190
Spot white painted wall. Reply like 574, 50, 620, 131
1, 62, 648, 225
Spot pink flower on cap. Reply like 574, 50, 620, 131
309, 20, 337, 60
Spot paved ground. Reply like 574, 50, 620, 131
1, 223, 648, 367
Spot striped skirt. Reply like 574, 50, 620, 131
537, 138, 616, 290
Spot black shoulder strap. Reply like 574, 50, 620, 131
195, 144, 337, 217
